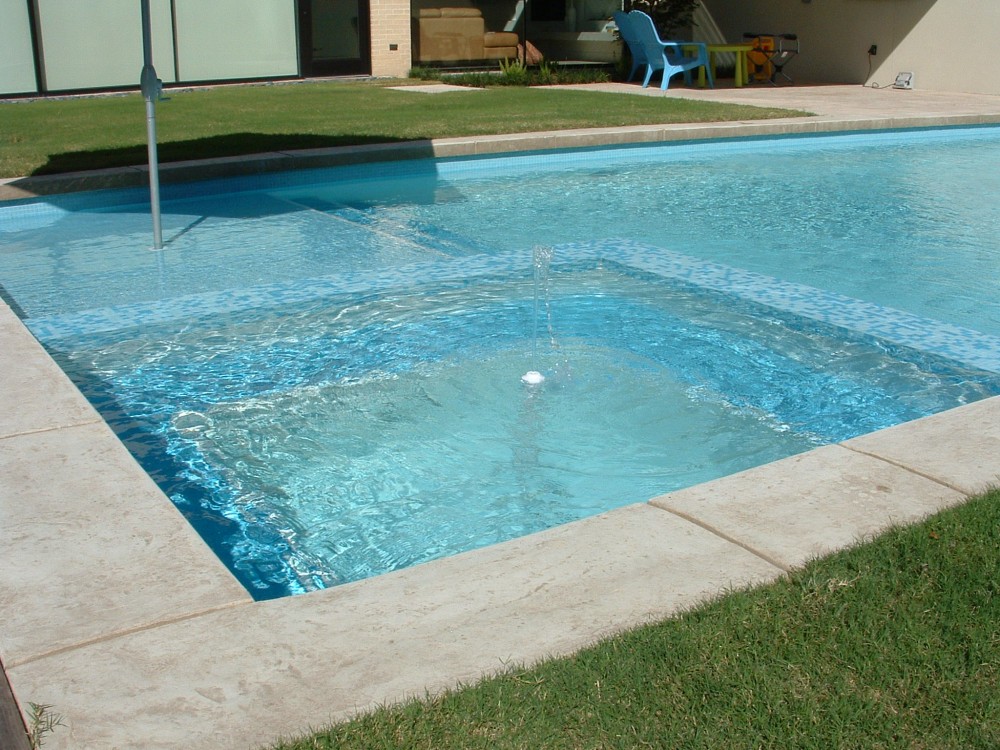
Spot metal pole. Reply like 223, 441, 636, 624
522, 0, 528, 64
140, 0, 163, 250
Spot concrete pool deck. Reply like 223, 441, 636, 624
2, 83, 1000, 749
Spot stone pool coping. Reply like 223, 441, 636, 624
3, 84, 1000, 748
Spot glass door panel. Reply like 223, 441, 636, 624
299, 0, 370, 76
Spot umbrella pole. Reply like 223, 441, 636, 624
143, 87, 162, 250
140, 0, 163, 250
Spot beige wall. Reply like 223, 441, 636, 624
704, 0, 1000, 96
370, 0, 413, 76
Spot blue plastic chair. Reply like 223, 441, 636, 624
624, 10, 713, 91
613, 11, 647, 83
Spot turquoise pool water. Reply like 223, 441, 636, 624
2, 127, 999, 598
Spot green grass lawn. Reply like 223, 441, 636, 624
270, 488, 1000, 750
0, 79, 803, 178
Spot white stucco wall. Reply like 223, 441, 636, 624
704, 0, 1000, 96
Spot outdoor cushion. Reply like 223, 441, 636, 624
439, 8, 482, 17
415, 8, 486, 61
484, 31, 519, 47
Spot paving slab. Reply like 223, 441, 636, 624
844, 396, 1000, 495
7, 503, 783, 750
0, 304, 102, 437
562, 82, 1000, 124
0, 419, 251, 666
649, 440, 969, 571
386, 83, 484, 93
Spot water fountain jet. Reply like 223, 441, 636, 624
522, 245, 555, 385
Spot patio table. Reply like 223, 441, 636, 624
689, 42, 754, 88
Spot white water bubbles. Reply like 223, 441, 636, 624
522, 245, 559, 386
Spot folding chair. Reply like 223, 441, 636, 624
743, 32, 799, 85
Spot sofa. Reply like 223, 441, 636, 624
413, 8, 519, 63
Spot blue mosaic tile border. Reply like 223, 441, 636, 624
25, 251, 537, 340
27, 239, 1000, 373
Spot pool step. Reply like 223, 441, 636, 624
24, 239, 1000, 379
598, 239, 1000, 375
285, 195, 493, 258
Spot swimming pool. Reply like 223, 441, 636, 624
2, 126, 999, 598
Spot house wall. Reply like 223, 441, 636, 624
4, 0, 995, 95
704, 0, 1000, 96
370, 0, 413, 76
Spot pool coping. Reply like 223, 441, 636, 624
3, 89, 1000, 749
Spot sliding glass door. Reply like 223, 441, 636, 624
299, 0, 371, 76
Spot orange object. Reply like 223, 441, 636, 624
746, 35, 775, 81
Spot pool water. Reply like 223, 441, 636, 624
2, 127, 1000, 598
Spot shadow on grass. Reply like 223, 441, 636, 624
31, 132, 417, 176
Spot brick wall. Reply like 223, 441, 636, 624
370, 0, 413, 77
